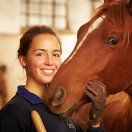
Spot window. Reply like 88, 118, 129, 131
20, 0, 69, 30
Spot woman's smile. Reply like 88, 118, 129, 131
41, 68, 55, 76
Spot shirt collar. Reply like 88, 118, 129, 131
16, 85, 43, 104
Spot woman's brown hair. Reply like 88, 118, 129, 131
18, 25, 62, 57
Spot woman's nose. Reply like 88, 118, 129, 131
44, 55, 53, 65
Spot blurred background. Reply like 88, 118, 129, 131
0, 0, 103, 108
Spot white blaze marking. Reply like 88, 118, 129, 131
64, 16, 105, 64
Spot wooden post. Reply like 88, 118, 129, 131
31, 110, 47, 132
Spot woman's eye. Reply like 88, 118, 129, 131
106, 37, 118, 45
36, 53, 44, 56
53, 53, 61, 57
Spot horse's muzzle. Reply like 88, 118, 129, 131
51, 85, 66, 106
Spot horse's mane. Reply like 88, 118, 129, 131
90, 0, 131, 47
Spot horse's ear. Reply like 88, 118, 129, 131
127, 0, 132, 15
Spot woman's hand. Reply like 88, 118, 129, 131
85, 80, 106, 126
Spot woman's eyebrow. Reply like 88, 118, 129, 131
53, 49, 61, 52
33, 49, 45, 51
33, 49, 61, 52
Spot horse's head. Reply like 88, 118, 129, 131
45, 0, 132, 118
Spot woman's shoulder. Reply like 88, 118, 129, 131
0, 95, 33, 129
0, 95, 32, 119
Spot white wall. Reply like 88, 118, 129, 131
68, 0, 103, 32
68, 0, 92, 32
0, 0, 103, 34
0, 0, 20, 34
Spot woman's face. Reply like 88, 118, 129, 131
20, 34, 62, 85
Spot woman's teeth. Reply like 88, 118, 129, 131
43, 69, 54, 74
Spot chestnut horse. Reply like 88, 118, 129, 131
45, 0, 132, 132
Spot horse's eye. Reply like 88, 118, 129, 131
106, 38, 118, 45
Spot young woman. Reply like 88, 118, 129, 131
0, 25, 105, 132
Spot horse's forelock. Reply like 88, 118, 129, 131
95, 0, 132, 47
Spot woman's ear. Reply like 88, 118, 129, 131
19, 55, 27, 67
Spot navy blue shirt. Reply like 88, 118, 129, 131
0, 85, 104, 132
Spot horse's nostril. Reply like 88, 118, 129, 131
54, 88, 64, 100
52, 86, 66, 106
